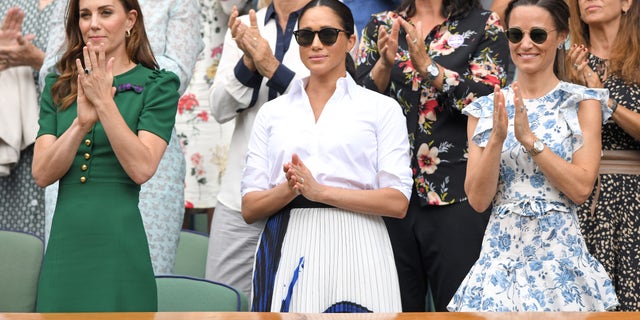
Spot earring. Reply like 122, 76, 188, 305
125, 29, 131, 38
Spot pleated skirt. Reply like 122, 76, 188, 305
251, 204, 401, 313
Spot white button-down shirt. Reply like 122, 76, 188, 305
242, 75, 413, 201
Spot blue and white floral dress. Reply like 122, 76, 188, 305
447, 82, 619, 311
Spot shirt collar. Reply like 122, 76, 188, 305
264, 4, 276, 25
291, 74, 357, 101
264, 3, 305, 26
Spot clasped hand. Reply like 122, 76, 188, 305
74, 42, 116, 129
567, 44, 604, 89
283, 153, 320, 201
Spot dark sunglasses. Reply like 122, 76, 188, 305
506, 27, 555, 45
293, 27, 349, 47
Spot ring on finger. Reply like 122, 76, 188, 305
84, 68, 91, 75
573, 63, 579, 70
299, 177, 304, 184
411, 39, 417, 45
520, 106, 526, 113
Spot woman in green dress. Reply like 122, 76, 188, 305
32, 0, 179, 312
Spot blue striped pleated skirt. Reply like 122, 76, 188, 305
251, 199, 402, 313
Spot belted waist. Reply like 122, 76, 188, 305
599, 150, 640, 175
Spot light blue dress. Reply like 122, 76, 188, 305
448, 82, 619, 311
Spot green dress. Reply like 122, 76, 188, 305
36, 65, 180, 312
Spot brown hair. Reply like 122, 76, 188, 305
51, 0, 158, 109
609, 0, 640, 84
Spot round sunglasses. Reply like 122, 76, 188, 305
293, 27, 349, 47
506, 27, 556, 45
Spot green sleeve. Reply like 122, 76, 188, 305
138, 70, 180, 143
37, 74, 60, 138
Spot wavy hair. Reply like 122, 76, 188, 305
608, 0, 640, 84
505, 0, 570, 80
298, 0, 357, 78
396, 0, 480, 19
51, 0, 157, 109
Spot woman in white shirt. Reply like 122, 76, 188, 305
241, 0, 412, 312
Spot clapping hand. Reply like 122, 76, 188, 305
74, 43, 116, 128
511, 82, 535, 147
228, 6, 278, 78
491, 85, 508, 144
377, 16, 399, 68
0, 6, 45, 71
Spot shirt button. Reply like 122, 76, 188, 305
81, 164, 88, 171
80, 176, 87, 183
84, 153, 91, 160
85, 139, 92, 146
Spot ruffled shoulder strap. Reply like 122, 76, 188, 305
462, 91, 499, 148
556, 82, 609, 152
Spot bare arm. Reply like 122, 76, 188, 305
512, 82, 602, 204
464, 86, 507, 212
242, 154, 409, 224
532, 100, 602, 203
79, 45, 173, 184
32, 121, 92, 187
610, 104, 640, 141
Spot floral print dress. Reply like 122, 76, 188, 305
447, 82, 619, 311
174, 0, 250, 209
356, 9, 509, 206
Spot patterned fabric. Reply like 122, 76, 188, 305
356, 8, 510, 207
577, 53, 640, 311
175, 0, 249, 208
448, 82, 619, 311
0, 0, 56, 239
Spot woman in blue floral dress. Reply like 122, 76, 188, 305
447, 0, 618, 311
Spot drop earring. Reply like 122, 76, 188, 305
125, 29, 131, 38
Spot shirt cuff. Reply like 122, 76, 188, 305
266, 64, 295, 94
234, 58, 263, 88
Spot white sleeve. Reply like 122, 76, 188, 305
240, 104, 271, 196
375, 96, 413, 201
209, 26, 255, 124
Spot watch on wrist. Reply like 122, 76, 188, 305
425, 60, 440, 82
528, 139, 545, 156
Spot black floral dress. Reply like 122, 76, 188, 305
577, 53, 640, 311
356, 9, 509, 206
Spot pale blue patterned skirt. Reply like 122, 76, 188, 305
448, 209, 619, 311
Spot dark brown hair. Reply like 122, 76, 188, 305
51, 0, 157, 109
396, 0, 480, 19
298, 0, 356, 78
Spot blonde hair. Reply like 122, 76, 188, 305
257, 0, 272, 9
